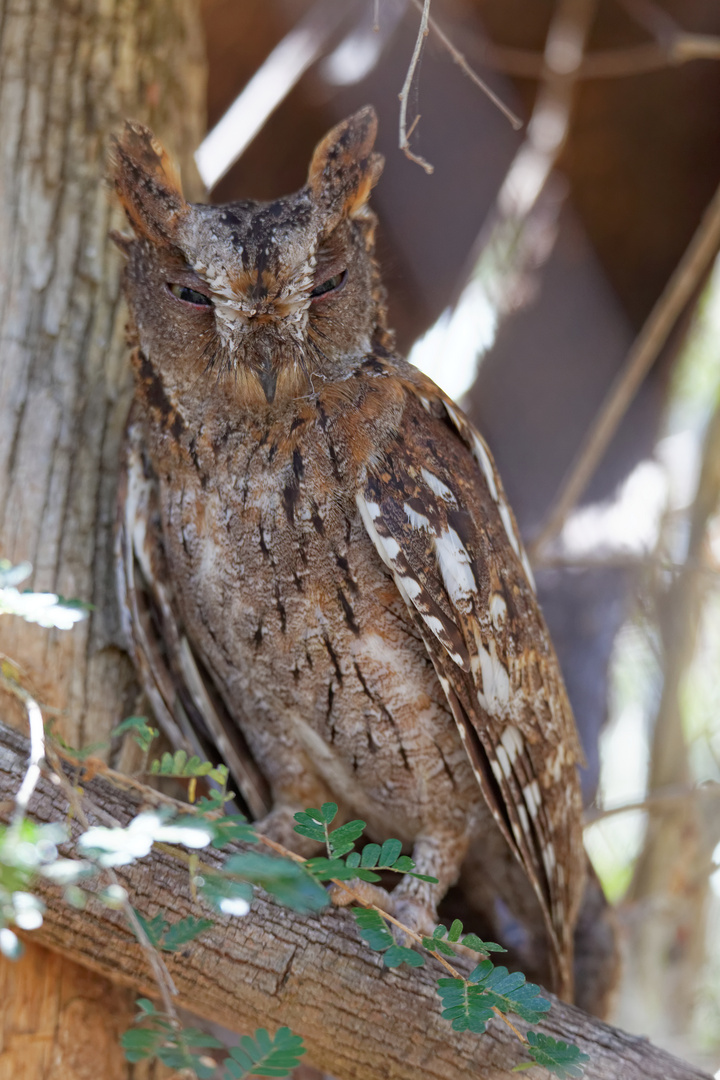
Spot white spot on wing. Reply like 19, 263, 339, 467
404, 502, 430, 530
496, 744, 512, 779
434, 527, 476, 604
521, 548, 537, 592
523, 780, 542, 819
490, 592, 507, 629
499, 500, 522, 559
421, 467, 456, 504
383, 535, 401, 560
474, 639, 511, 716
399, 575, 422, 600
500, 724, 523, 765
542, 842, 556, 877
471, 435, 499, 502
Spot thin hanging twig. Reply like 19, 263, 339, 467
399, 0, 434, 172
531, 175, 720, 557
408, 0, 522, 130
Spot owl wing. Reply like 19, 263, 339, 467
356, 367, 585, 992
116, 411, 270, 819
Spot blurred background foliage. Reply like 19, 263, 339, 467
191, 0, 720, 1069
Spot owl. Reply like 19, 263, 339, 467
111, 108, 613, 1009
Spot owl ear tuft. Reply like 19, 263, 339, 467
109, 122, 188, 245
307, 106, 384, 220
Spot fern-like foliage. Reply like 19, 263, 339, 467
121, 999, 223, 1078
352, 908, 423, 968
225, 1027, 305, 1078
516, 1032, 590, 1078
133, 910, 213, 952
293, 803, 437, 882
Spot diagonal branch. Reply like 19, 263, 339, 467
0, 720, 711, 1080
531, 175, 720, 557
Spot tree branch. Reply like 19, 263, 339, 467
0, 720, 710, 1080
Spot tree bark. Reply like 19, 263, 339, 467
0, 721, 710, 1080
0, 0, 205, 1074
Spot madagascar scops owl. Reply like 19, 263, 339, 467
112, 107, 603, 1006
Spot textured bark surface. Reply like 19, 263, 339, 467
0, 0, 205, 1075
0, 722, 711, 1080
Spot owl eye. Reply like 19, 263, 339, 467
310, 270, 347, 300
167, 283, 213, 307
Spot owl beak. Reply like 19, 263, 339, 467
257, 357, 278, 404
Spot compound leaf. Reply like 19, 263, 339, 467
224, 852, 327, 913
521, 1032, 589, 1079
225, 1026, 305, 1078
352, 907, 394, 951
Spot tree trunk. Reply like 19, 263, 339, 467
0, 0, 205, 1074
0, 721, 711, 1080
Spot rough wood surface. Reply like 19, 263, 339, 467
0, 721, 711, 1080
0, 1, 205, 1076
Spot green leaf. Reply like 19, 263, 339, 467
461, 934, 507, 954
422, 936, 456, 956
469, 962, 551, 1024
303, 856, 356, 881
135, 998, 159, 1017
436, 978, 495, 1033
122, 1009, 223, 1077
148, 748, 220, 779
433, 924, 448, 939
328, 819, 366, 858
387, 855, 438, 882
448, 919, 463, 942
162, 915, 214, 952
320, 802, 338, 824
292, 812, 326, 845
345, 851, 360, 869
133, 910, 167, 948
352, 907, 394, 952
353, 868, 382, 882
360, 843, 381, 868
378, 838, 403, 866
112, 716, 158, 752
389, 854, 415, 873
195, 789, 235, 812
521, 1032, 589, 1079
224, 852, 328, 913
383, 944, 424, 969
225, 1026, 305, 1078
210, 815, 258, 849
120, 1028, 164, 1062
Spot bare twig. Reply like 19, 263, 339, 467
486, 35, 720, 81
408, 0, 521, 129
399, 0, 434, 173
584, 782, 720, 826
531, 176, 720, 557
534, 551, 720, 581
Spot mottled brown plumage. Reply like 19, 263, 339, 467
112, 109, 597, 1004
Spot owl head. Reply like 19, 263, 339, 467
111, 108, 386, 406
